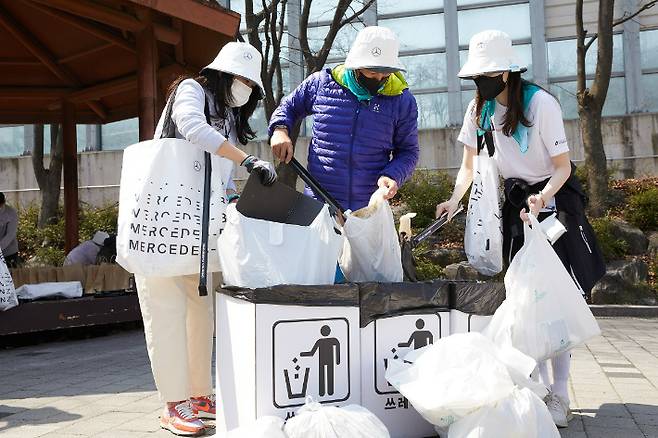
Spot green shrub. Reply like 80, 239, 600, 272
17, 203, 118, 267
591, 216, 629, 261
625, 188, 658, 232
398, 170, 456, 229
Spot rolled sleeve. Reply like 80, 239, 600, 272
457, 99, 478, 150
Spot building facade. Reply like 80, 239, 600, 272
0, 0, 656, 200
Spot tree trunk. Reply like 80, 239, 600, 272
32, 124, 64, 228
578, 106, 608, 216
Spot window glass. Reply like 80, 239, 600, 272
379, 14, 446, 51
547, 34, 624, 78
400, 53, 448, 89
307, 22, 365, 59
232, 0, 287, 31
457, 4, 531, 46
415, 93, 449, 129
251, 105, 269, 140
640, 29, 658, 70
458, 0, 510, 5
550, 77, 627, 119
378, 0, 443, 15
641, 73, 658, 112
0, 126, 25, 157
101, 118, 139, 151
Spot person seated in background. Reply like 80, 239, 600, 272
0, 192, 19, 268
64, 231, 110, 266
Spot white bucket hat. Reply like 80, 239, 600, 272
458, 30, 526, 78
345, 26, 406, 73
202, 42, 265, 96
92, 231, 110, 246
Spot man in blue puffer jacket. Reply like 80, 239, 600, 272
269, 26, 419, 212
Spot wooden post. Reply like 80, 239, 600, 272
136, 8, 158, 141
62, 100, 79, 253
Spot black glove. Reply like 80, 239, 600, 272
241, 155, 277, 186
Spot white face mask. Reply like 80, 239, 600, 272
229, 79, 252, 108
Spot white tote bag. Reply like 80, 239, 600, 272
0, 249, 17, 311
339, 188, 403, 282
486, 213, 600, 362
117, 138, 227, 277
464, 152, 503, 276
218, 204, 343, 288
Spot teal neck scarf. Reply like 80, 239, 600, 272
343, 69, 373, 102
477, 83, 541, 154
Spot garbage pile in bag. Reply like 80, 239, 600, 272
222, 399, 391, 438
219, 173, 404, 288
380, 212, 602, 438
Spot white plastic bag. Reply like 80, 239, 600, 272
339, 188, 403, 282
15, 281, 83, 300
385, 333, 518, 428
218, 204, 343, 288
284, 400, 390, 438
0, 250, 17, 311
448, 388, 559, 438
117, 138, 227, 277
225, 416, 287, 438
485, 213, 600, 361
464, 153, 503, 276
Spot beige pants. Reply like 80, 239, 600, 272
135, 274, 214, 403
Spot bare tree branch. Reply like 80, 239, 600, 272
581, 0, 656, 53
613, 0, 656, 26
340, 0, 375, 27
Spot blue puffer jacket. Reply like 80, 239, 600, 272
268, 67, 419, 211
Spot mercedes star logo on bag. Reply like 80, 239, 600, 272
194, 161, 201, 172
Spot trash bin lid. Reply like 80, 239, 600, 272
217, 283, 360, 307
450, 281, 506, 316
358, 280, 451, 327
237, 173, 325, 226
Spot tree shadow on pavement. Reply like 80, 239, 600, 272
0, 405, 81, 433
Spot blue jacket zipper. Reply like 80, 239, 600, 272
348, 101, 361, 210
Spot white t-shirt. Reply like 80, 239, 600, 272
457, 89, 570, 185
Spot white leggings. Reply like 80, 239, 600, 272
537, 352, 572, 403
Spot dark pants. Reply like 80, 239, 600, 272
4, 253, 19, 268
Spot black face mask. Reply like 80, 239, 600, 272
473, 74, 506, 100
358, 73, 387, 96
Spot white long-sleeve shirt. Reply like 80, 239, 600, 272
154, 78, 237, 191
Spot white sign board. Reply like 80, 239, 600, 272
450, 309, 492, 334
361, 312, 450, 438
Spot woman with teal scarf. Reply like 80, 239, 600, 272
436, 30, 605, 431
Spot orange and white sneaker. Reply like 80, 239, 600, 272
160, 401, 205, 436
189, 394, 216, 419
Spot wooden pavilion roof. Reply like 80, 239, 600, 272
0, 0, 241, 124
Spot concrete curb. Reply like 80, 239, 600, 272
590, 305, 658, 318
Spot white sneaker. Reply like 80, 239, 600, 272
544, 392, 570, 428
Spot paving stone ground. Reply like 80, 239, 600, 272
1, 317, 657, 437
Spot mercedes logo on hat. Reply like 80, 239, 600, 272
371, 47, 382, 57
243, 52, 253, 60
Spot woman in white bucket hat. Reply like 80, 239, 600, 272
436, 30, 605, 429
269, 26, 419, 213
137, 41, 277, 437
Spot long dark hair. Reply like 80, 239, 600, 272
475, 72, 553, 137
166, 69, 259, 145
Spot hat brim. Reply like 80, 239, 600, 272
458, 62, 527, 79
356, 66, 405, 74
